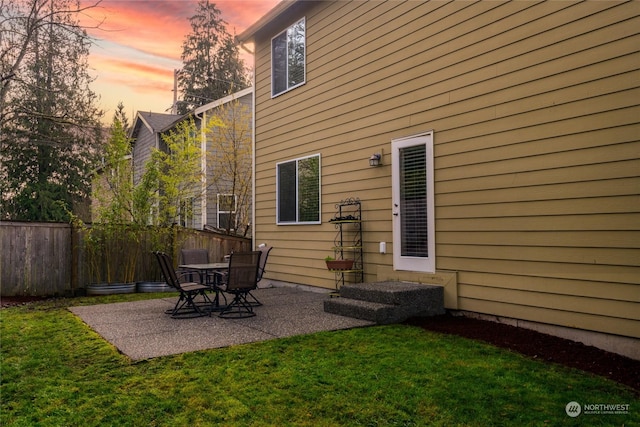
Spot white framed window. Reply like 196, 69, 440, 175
276, 153, 320, 225
179, 197, 195, 228
272, 17, 306, 97
392, 132, 435, 272
217, 194, 236, 231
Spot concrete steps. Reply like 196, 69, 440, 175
323, 281, 445, 324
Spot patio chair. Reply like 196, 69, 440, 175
154, 251, 213, 318
180, 248, 211, 283
215, 251, 261, 318
246, 245, 273, 307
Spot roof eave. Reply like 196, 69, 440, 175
236, 0, 299, 43
194, 87, 254, 115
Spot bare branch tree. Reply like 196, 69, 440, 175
0, 0, 103, 122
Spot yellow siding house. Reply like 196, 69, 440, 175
238, 1, 640, 356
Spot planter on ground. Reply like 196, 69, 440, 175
86, 282, 137, 296
136, 281, 174, 293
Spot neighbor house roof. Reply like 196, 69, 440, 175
133, 112, 183, 135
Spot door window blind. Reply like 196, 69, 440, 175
399, 144, 428, 257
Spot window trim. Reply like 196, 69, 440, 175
271, 17, 306, 98
217, 193, 237, 231
276, 153, 321, 225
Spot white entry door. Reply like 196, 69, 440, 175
391, 132, 435, 272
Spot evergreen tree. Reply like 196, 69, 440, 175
93, 102, 133, 224
177, 0, 249, 114
0, 0, 103, 221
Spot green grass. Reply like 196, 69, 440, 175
1, 295, 638, 426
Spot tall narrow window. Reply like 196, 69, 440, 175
272, 18, 305, 97
277, 154, 320, 224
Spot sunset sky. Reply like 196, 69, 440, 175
81, 0, 280, 121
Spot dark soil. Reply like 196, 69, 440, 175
3, 297, 637, 393
1, 295, 53, 308
405, 314, 639, 393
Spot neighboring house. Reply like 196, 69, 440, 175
130, 88, 253, 231
129, 111, 190, 225
238, 1, 639, 354
130, 112, 183, 189
195, 87, 253, 235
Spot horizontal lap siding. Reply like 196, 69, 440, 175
133, 130, 155, 185
253, 0, 640, 336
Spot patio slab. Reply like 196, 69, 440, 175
69, 286, 374, 361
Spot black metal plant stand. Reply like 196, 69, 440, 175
329, 197, 364, 290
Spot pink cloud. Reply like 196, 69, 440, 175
84, 0, 278, 59
80, 0, 281, 118
93, 55, 174, 80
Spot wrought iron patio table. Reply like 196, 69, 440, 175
178, 262, 229, 310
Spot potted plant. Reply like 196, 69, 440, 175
325, 256, 354, 271
83, 106, 140, 295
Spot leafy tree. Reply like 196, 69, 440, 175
0, 0, 103, 221
176, 0, 249, 114
144, 116, 206, 227
93, 102, 133, 224
204, 97, 252, 235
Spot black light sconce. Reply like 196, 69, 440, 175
369, 152, 382, 167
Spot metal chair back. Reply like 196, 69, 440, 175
155, 252, 181, 290
181, 248, 209, 264
226, 251, 261, 291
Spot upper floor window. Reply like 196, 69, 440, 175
272, 18, 305, 97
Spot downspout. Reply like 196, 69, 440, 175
251, 78, 256, 250
195, 110, 207, 229
239, 41, 257, 250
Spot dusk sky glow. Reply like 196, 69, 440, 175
80, 0, 279, 121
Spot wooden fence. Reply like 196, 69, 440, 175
0, 221, 251, 297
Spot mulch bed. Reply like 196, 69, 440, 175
405, 314, 639, 393
1, 295, 53, 309
3, 297, 638, 393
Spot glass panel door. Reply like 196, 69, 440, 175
392, 132, 435, 272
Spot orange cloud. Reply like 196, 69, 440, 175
81, 0, 281, 120
94, 56, 174, 80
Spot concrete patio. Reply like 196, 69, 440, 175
69, 285, 374, 361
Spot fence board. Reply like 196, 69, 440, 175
0, 222, 250, 297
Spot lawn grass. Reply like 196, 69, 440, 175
1, 294, 638, 426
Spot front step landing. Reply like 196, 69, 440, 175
324, 281, 445, 325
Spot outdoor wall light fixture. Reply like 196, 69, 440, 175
369, 153, 382, 167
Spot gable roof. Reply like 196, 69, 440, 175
129, 112, 184, 143
131, 111, 183, 136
